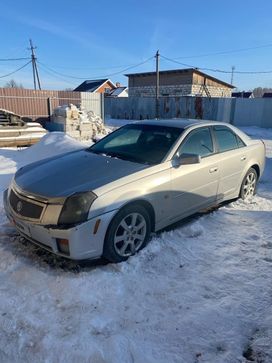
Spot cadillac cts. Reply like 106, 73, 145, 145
4, 119, 265, 262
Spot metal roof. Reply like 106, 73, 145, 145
74, 79, 115, 92
263, 92, 272, 98
108, 86, 128, 97
232, 92, 252, 98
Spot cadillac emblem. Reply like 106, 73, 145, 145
16, 201, 23, 213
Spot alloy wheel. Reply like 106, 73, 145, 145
113, 212, 147, 257
243, 171, 257, 198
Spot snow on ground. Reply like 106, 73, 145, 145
0, 128, 272, 363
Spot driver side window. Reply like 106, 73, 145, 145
176, 128, 214, 158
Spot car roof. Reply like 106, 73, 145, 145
133, 118, 231, 129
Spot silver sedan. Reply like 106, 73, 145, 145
4, 119, 266, 262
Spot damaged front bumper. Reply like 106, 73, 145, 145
3, 188, 116, 260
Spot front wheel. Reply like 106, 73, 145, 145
103, 205, 151, 263
240, 168, 258, 200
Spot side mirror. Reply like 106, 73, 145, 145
172, 153, 201, 167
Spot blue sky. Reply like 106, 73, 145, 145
1, 0, 272, 90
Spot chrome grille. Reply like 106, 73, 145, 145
9, 189, 44, 220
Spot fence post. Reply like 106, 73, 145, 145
229, 97, 236, 125
47, 97, 52, 122
101, 93, 105, 123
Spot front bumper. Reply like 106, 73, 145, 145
3, 189, 116, 260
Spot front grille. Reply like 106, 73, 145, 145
9, 189, 44, 220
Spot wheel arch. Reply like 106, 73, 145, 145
112, 199, 156, 232
250, 164, 260, 179
102, 199, 155, 262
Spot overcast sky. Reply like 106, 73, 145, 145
1, 0, 272, 91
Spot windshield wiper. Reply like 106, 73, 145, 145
86, 149, 150, 164
104, 151, 148, 164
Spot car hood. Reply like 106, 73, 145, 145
14, 149, 149, 198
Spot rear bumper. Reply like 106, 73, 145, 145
3, 189, 116, 260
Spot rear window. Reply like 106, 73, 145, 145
213, 126, 240, 152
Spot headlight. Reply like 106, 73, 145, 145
58, 192, 97, 226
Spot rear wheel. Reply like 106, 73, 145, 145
103, 204, 151, 263
240, 168, 258, 200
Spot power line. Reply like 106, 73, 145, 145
41, 62, 148, 71
160, 54, 272, 74
37, 63, 78, 86
172, 43, 272, 60
37, 56, 154, 80
0, 61, 32, 78
0, 57, 30, 62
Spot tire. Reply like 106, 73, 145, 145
103, 204, 151, 263
240, 168, 258, 200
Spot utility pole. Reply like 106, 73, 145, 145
29, 39, 41, 90
155, 50, 160, 119
231, 65, 235, 85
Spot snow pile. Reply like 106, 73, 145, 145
21, 132, 86, 162
0, 132, 86, 193
0, 127, 272, 362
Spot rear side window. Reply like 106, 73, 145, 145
177, 127, 214, 157
237, 135, 246, 148
213, 126, 240, 152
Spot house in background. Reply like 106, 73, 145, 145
125, 68, 235, 98
74, 79, 128, 97
74, 79, 116, 94
107, 84, 128, 98
232, 91, 253, 98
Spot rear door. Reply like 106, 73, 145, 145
170, 127, 220, 221
212, 125, 248, 198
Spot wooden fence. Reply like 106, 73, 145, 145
0, 88, 103, 124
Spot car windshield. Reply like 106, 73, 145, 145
88, 124, 183, 165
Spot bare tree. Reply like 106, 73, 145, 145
4, 79, 24, 89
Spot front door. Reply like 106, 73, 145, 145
170, 127, 220, 221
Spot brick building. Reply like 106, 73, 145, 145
126, 68, 235, 98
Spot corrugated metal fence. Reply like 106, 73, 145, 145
105, 96, 233, 122
105, 96, 272, 128
0, 88, 103, 124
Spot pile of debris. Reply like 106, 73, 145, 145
0, 109, 47, 147
52, 104, 108, 141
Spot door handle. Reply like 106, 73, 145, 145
241, 156, 247, 161
209, 167, 218, 173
